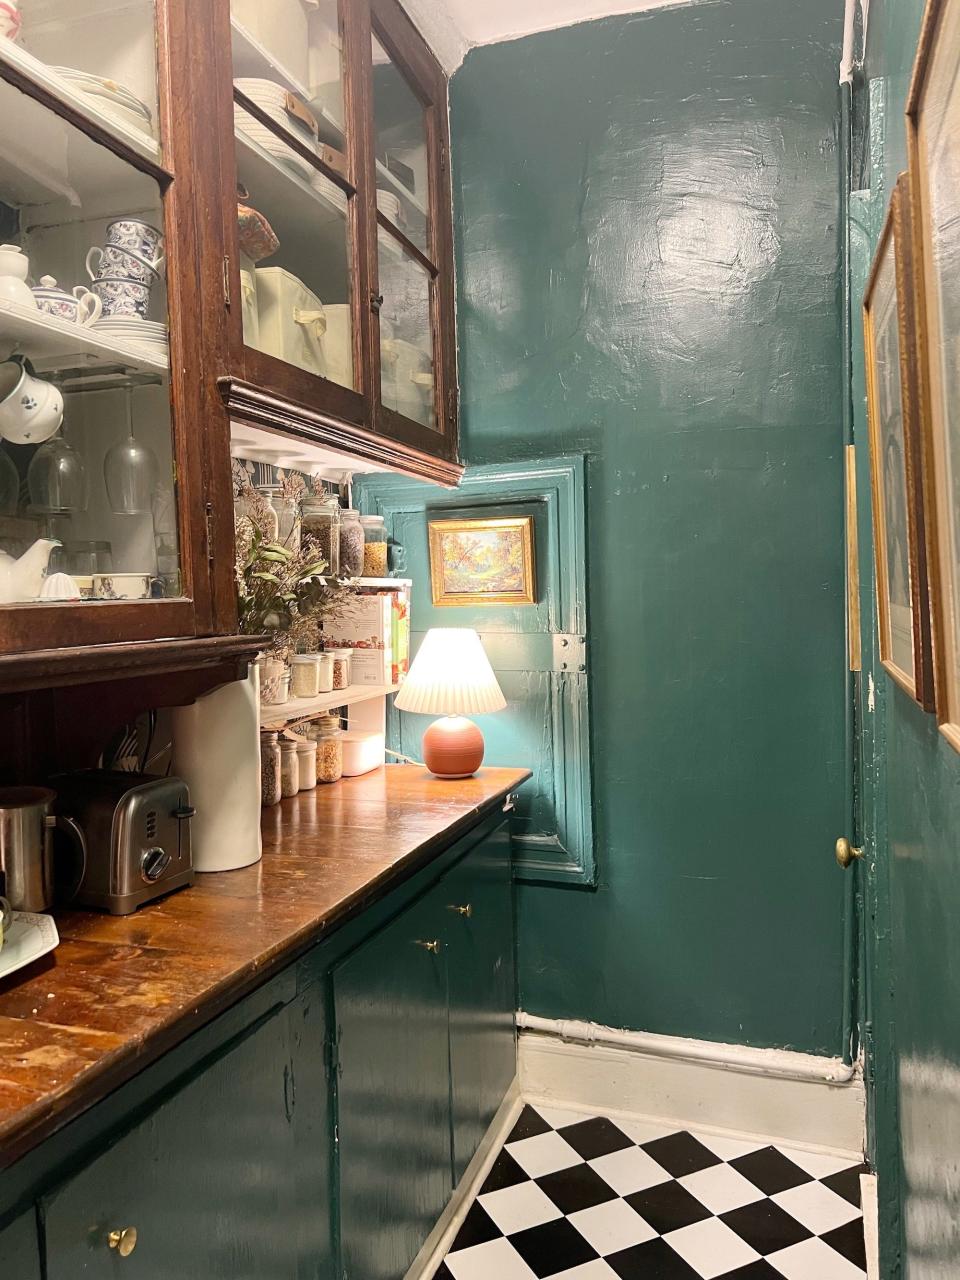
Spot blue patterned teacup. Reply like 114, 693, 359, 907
86, 244, 160, 286
92, 276, 151, 319
105, 219, 164, 271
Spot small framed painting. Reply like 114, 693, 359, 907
907, 0, 960, 745
428, 516, 536, 607
863, 175, 935, 708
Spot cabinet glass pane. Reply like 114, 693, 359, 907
371, 33, 428, 254
1, 1, 161, 158
0, 80, 181, 605
379, 230, 434, 429
233, 1, 354, 390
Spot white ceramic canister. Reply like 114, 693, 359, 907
341, 730, 385, 777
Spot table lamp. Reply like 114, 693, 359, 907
394, 628, 507, 778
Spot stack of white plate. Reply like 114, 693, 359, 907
311, 169, 348, 214
234, 77, 319, 182
93, 317, 168, 363
52, 67, 154, 138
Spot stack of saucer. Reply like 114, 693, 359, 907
93, 316, 168, 363
52, 67, 154, 138
234, 77, 320, 181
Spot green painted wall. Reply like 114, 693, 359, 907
450, 0, 848, 1052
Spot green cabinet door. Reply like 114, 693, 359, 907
43, 991, 332, 1279
334, 892, 451, 1280
0, 1209, 41, 1279
445, 820, 517, 1183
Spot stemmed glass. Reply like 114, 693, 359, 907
103, 387, 158, 515
27, 429, 88, 515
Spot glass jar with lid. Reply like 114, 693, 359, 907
296, 737, 318, 790
290, 653, 321, 699
360, 515, 388, 577
271, 494, 302, 554
315, 715, 344, 784
279, 737, 300, 797
339, 508, 364, 577
301, 494, 341, 575
260, 731, 281, 807
326, 647, 352, 691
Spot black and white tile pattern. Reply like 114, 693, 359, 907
436, 1104, 868, 1279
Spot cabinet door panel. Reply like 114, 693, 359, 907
43, 996, 326, 1279
445, 820, 517, 1183
334, 892, 450, 1280
0, 1209, 41, 1280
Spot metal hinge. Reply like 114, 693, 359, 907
448, 384, 459, 425
325, 1028, 341, 1079
205, 502, 215, 569
553, 634, 587, 673
440, 140, 448, 174
222, 255, 231, 308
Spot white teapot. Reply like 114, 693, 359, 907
0, 538, 61, 603
0, 244, 37, 310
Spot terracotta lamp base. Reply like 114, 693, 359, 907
422, 716, 485, 779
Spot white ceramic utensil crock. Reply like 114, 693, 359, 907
0, 362, 64, 444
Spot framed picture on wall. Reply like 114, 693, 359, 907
428, 516, 536, 607
863, 175, 935, 708
907, 0, 960, 745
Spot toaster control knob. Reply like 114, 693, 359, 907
141, 847, 171, 883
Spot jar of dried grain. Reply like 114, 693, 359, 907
260, 731, 281, 807
360, 515, 388, 577
301, 493, 341, 575
280, 736, 300, 797
327, 648, 352, 690
296, 737, 318, 790
339, 508, 364, 577
290, 653, 321, 699
315, 716, 344, 784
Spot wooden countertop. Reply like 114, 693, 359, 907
0, 765, 529, 1170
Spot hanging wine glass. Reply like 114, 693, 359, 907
0, 446, 18, 515
27, 432, 88, 514
103, 387, 158, 516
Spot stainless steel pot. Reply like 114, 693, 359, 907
0, 786, 87, 912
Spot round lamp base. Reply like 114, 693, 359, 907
422, 716, 485, 779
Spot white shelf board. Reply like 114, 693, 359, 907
0, 299, 168, 375
260, 681, 399, 728
230, 419, 406, 479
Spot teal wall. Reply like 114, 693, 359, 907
450, 0, 848, 1052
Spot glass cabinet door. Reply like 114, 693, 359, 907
230, 0, 358, 400
0, 3, 199, 647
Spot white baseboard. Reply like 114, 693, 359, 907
406, 1078, 523, 1280
518, 1018, 865, 1158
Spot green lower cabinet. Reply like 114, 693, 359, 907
42, 989, 332, 1279
0, 1209, 41, 1278
445, 821, 517, 1183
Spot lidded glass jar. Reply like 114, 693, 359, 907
339, 508, 364, 577
296, 737, 318, 790
290, 653, 321, 699
315, 715, 344, 784
301, 493, 341, 575
360, 515, 387, 578
260, 730, 281, 807
271, 494, 301, 554
327, 647, 352, 691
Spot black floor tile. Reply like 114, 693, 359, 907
640, 1131, 722, 1177
821, 1163, 869, 1207
625, 1180, 713, 1234
721, 1263, 786, 1278
536, 1162, 620, 1214
729, 1146, 815, 1195
558, 1115, 636, 1160
508, 1104, 553, 1143
720, 1198, 813, 1255
433, 1265, 454, 1279
822, 1217, 868, 1269
481, 1148, 529, 1194
607, 1237, 703, 1279
450, 1202, 502, 1252
508, 1217, 599, 1277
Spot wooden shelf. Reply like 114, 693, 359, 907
260, 681, 399, 728
0, 299, 168, 376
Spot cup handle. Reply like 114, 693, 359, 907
150, 253, 166, 275
47, 814, 88, 903
74, 288, 102, 326
85, 246, 103, 282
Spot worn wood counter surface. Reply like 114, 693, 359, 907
0, 765, 529, 1169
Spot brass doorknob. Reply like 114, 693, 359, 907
835, 837, 863, 869
449, 904, 472, 918
416, 939, 440, 954
108, 1227, 138, 1257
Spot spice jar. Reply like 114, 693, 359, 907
315, 716, 344, 784
296, 737, 318, 790
258, 656, 288, 705
316, 652, 334, 693
327, 648, 352, 690
280, 737, 300, 797
260, 731, 281, 807
339, 508, 364, 578
301, 493, 341, 575
271, 494, 301, 554
360, 515, 388, 577
290, 653, 321, 699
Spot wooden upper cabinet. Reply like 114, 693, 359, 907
213, 0, 460, 470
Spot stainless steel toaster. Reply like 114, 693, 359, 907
52, 771, 195, 915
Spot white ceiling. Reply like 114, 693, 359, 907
403, 0, 698, 72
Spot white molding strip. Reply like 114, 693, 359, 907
518, 1015, 865, 1157
861, 1172, 880, 1280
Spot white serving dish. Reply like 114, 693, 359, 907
0, 911, 59, 980
232, 0, 312, 87
341, 730, 385, 777
255, 266, 326, 377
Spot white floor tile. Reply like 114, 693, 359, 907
693, 1130, 768, 1161
552, 1262, 619, 1278
768, 1236, 867, 1279
479, 1181, 562, 1234
616, 1116, 683, 1146
772, 1181, 862, 1234
533, 1103, 591, 1130
588, 1144, 675, 1195
445, 1237, 538, 1280
506, 1130, 584, 1178
781, 1146, 861, 1180
664, 1217, 762, 1278
567, 1199, 658, 1254
679, 1163, 766, 1214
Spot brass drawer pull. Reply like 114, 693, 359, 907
449, 904, 472, 918
108, 1227, 138, 1257
416, 939, 441, 954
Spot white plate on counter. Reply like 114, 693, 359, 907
0, 911, 59, 981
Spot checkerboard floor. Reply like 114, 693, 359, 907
435, 1104, 868, 1279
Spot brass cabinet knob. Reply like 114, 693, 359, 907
835, 837, 863, 869
416, 939, 441, 954
449, 904, 472, 918
108, 1227, 138, 1257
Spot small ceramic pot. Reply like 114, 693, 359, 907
0, 361, 64, 444
86, 245, 161, 285
92, 277, 152, 319
73, 575, 95, 599
32, 276, 102, 326
0, 244, 36, 309
93, 572, 152, 600
105, 219, 164, 268
0, 2, 21, 43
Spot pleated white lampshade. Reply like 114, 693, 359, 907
395, 628, 507, 717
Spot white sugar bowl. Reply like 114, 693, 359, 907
0, 244, 37, 309
32, 276, 103, 326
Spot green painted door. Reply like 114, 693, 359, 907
334, 892, 451, 1280
43, 991, 331, 1279
444, 819, 516, 1183
0, 1210, 40, 1279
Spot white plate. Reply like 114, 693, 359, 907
0, 911, 59, 980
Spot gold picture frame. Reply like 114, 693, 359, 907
428, 516, 536, 607
906, 0, 960, 746
863, 175, 935, 708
